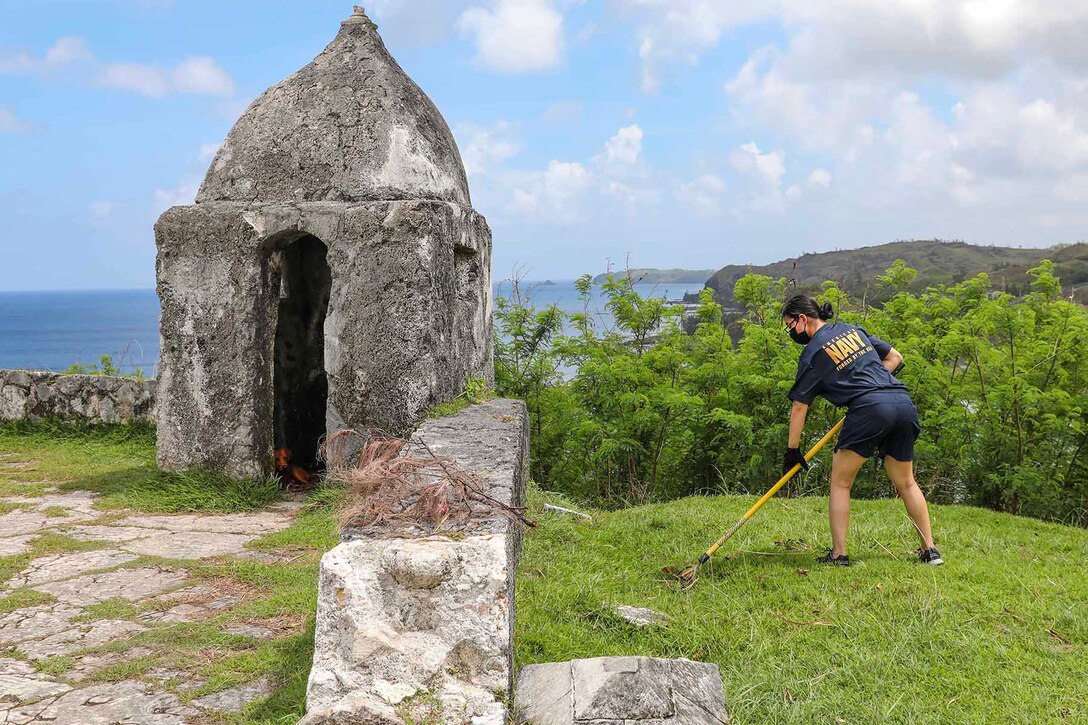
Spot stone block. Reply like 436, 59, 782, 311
303, 399, 528, 725
515, 657, 729, 725
0, 369, 154, 424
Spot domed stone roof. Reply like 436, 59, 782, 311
196, 6, 470, 206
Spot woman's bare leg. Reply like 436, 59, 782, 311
883, 456, 935, 549
829, 449, 867, 556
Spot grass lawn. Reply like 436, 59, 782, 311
517, 488, 1088, 724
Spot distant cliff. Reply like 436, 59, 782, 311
592, 268, 718, 284
706, 240, 1088, 305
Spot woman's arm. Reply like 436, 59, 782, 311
788, 400, 809, 448
882, 346, 904, 373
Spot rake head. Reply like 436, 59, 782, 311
662, 562, 701, 591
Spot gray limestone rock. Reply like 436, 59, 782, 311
119, 531, 257, 558
154, 6, 493, 480
0, 606, 82, 647
0, 535, 35, 556
18, 618, 146, 661
515, 657, 729, 724
0, 370, 154, 424
8, 549, 138, 588
33, 566, 188, 606
113, 511, 292, 534
1, 679, 196, 724
192, 677, 274, 712
0, 511, 51, 537
612, 604, 669, 628
0, 657, 71, 705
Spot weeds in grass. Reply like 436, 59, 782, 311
74, 598, 141, 623
33, 655, 75, 676
0, 589, 56, 614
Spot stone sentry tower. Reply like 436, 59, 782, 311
154, 7, 493, 479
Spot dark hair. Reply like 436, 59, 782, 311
780, 294, 834, 321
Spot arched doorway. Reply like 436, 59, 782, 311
273, 234, 331, 474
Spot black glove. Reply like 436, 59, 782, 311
783, 447, 809, 476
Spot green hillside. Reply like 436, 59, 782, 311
593, 267, 719, 284
517, 487, 1088, 724
706, 240, 1088, 305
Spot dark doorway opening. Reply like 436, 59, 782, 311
273, 235, 331, 475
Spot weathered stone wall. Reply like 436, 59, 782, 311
302, 398, 528, 725
0, 370, 155, 424
155, 200, 493, 480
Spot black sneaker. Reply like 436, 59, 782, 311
816, 549, 850, 566
919, 547, 944, 565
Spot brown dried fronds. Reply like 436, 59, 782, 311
323, 429, 534, 533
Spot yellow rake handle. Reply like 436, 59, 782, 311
699, 416, 846, 563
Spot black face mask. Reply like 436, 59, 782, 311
789, 328, 811, 345
786, 317, 811, 345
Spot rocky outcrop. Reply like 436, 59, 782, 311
0, 370, 154, 424
302, 398, 528, 725
515, 656, 729, 724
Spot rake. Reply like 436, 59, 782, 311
671, 416, 845, 590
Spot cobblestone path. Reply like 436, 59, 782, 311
0, 454, 304, 724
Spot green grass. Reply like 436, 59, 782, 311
0, 420, 282, 512
423, 377, 494, 419
517, 487, 1088, 724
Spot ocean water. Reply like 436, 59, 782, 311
0, 281, 708, 377
0, 289, 161, 376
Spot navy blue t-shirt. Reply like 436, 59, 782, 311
787, 322, 906, 408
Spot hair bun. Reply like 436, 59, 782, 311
820, 302, 834, 320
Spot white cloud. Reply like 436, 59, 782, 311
0, 36, 91, 75
458, 0, 565, 73
99, 62, 171, 96
508, 160, 589, 220
729, 142, 790, 214
677, 173, 727, 217
456, 120, 521, 176
807, 168, 832, 187
171, 57, 235, 96
1, 36, 234, 98
0, 107, 32, 133
730, 142, 785, 188
602, 124, 643, 164
623, 1, 1088, 93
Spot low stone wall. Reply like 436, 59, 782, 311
0, 370, 156, 424
303, 398, 529, 725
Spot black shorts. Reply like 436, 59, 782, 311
836, 392, 921, 461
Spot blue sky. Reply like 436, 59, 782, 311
3, 0, 1088, 290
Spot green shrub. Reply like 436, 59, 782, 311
496, 261, 1088, 525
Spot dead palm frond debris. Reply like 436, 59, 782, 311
322, 429, 535, 534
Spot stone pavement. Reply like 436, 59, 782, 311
0, 455, 299, 724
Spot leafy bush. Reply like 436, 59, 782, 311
63, 353, 144, 380
496, 261, 1088, 525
